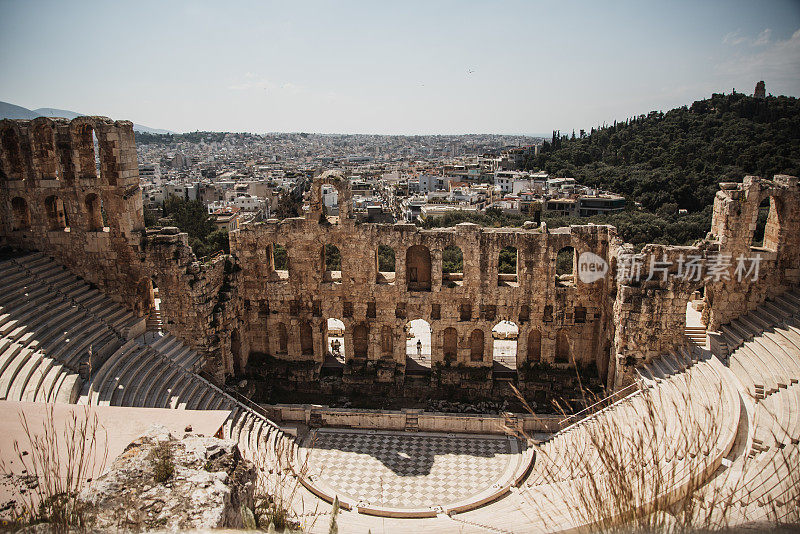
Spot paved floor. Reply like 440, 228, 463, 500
303, 429, 516, 509
686, 300, 704, 327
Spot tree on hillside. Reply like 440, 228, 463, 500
526, 93, 800, 214
160, 196, 229, 257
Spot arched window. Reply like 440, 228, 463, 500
442, 245, 463, 287
1, 127, 24, 181
44, 195, 69, 230
353, 323, 369, 359
276, 322, 288, 355
76, 124, 99, 180
300, 321, 314, 356
555, 330, 570, 363
498, 246, 518, 286
469, 329, 484, 362
85, 193, 105, 231
11, 197, 30, 231
406, 245, 431, 291
376, 244, 396, 284
556, 246, 575, 287
32, 122, 57, 180
751, 196, 782, 252
323, 244, 342, 283
527, 329, 542, 363
443, 327, 458, 362
381, 325, 393, 357
268, 243, 288, 279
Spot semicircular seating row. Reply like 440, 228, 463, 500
436, 346, 739, 533
0, 252, 142, 404
692, 288, 800, 527
328, 292, 798, 532
4, 251, 797, 531
0, 252, 296, 473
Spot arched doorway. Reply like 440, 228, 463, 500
405, 319, 432, 369
326, 318, 346, 363
492, 320, 519, 372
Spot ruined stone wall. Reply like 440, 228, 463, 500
3, 118, 797, 395
610, 175, 799, 388
0, 117, 150, 315
142, 227, 242, 381
229, 171, 619, 392
707, 175, 800, 328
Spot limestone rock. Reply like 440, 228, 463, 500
79, 424, 255, 531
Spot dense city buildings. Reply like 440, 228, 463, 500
135, 132, 625, 227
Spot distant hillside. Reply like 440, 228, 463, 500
0, 101, 173, 134
32, 107, 82, 120
0, 101, 38, 120
526, 92, 800, 213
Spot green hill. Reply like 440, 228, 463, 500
527, 92, 800, 214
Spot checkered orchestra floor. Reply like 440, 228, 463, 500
303, 429, 516, 509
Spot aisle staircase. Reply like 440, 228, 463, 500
685, 325, 707, 347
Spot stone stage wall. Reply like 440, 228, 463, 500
2, 118, 798, 396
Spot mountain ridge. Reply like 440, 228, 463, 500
0, 101, 173, 134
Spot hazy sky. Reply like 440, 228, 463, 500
1, 0, 799, 134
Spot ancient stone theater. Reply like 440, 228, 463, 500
1, 116, 798, 531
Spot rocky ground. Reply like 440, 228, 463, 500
79, 425, 256, 531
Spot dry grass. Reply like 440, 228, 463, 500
250, 427, 321, 533
0, 405, 107, 532
505, 357, 800, 533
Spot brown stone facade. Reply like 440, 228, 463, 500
0, 117, 149, 315
1, 118, 798, 399
229, 172, 618, 398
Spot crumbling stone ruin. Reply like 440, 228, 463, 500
1, 117, 798, 404
755, 80, 766, 98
